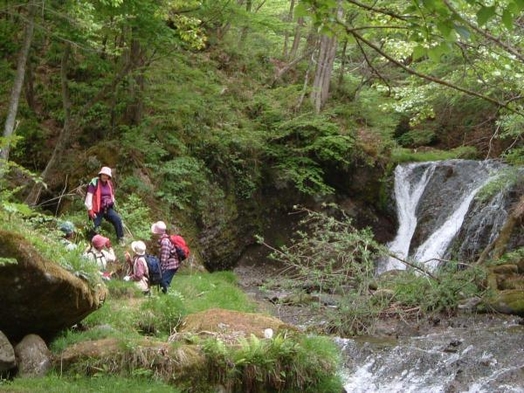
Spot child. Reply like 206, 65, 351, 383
83, 234, 116, 280
124, 241, 150, 295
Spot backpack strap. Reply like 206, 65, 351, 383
89, 247, 107, 269
133, 255, 149, 278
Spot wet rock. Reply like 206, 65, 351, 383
484, 289, 524, 316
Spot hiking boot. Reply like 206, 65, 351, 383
118, 238, 126, 246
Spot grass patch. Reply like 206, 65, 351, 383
391, 145, 477, 163
175, 271, 257, 314
0, 374, 178, 393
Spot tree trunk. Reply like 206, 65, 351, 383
123, 38, 146, 126
24, 59, 36, 112
337, 39, 348, 87
310, 33, 338, 113
1, 0, 36, 171
289, 16, 303, 60
282, 0, 295, 58
309, 1, 342, 113
238, 0, 253, 48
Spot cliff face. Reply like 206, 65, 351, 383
196, 159, 393, 272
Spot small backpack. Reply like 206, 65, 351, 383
169, 235, 190, 262
143, 254, 163, 286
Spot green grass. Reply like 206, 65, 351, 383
0, 374, 179, 393
175, 271, 257, 314
391, 145, 478, 163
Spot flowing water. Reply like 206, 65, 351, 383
338, 315, 524, 393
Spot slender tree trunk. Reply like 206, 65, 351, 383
124, 38, 145, 126
310, 2, 342, 113
24, 59, 36, 112
1, 0, 36, 172
238, 0, 253, 48
310, 33, 338, 113
337, 39, 348, 87
282, 0, 295, 58
289, 17, 303, 60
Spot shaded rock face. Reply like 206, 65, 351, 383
410, 160, 504, 253
14, 334, 52, 377
0, 230, 107, 342
0, 331, 16, 373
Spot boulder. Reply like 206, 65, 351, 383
14, 334, 51, 377
0, 230, 107, 342
484, 290, 524, 317
174, 308, 297, 343
0, 330, 16, 373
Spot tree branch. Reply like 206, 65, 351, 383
339, 19, 524, 117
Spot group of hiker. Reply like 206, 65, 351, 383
58, 166, 188, 296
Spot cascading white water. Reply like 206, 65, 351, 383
379, 163, 436, 273
413, 180, 490, 270
380, 160, 505, 273
338, 316, 524, 393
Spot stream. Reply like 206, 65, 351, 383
236, 159, 524, 392
338, 315, 524, 392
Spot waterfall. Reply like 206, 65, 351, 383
413, 180, 489, 270
379, 163, 436, 273
380, 160, 507, 273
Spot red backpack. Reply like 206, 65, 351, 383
170, 235, 190, 261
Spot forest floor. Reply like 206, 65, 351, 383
233, 251, 522, 339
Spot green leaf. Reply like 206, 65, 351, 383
514, 0, 524, 12
502, 8, 514, 30
294, 2, 309, 19
412, 45, 427, 60
454, 25, 471, 40
427, 43, 449, 62
436, 21, 453, 39
477, 6, 496, 26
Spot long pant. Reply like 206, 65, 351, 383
160, 268, 178, 294
93, 207, 124, 240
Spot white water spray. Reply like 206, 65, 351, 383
380, 163, 436, 273
380, 160, 503, 273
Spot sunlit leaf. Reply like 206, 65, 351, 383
412, 45, 427, 60
294, 2, 309, 19
502, 8, 514, 30
514, 0, 524, 12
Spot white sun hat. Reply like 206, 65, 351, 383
131, 240, 146, 256
98, 166, 112, 178
151, 221, 167, 235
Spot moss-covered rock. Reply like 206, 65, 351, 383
0, 230, 107, 342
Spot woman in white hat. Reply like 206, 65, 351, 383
84, 166, 125, 245
124, 241, 150, 295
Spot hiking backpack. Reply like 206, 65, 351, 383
169, 235, 190, 262
143, 254, 163, 286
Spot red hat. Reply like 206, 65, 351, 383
92, 234, 109, 249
